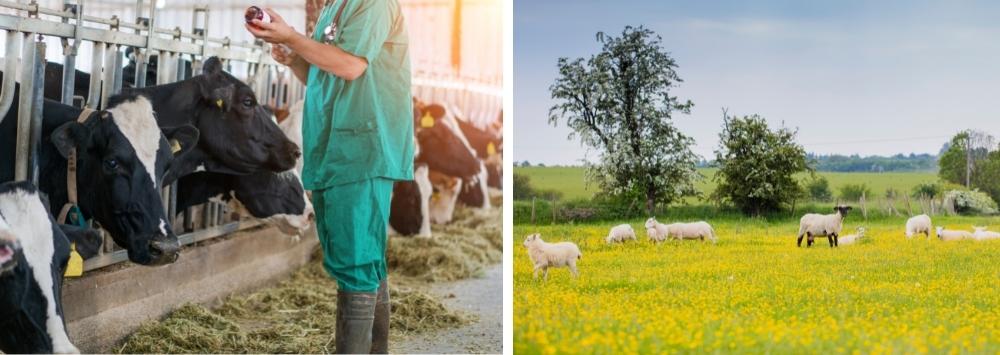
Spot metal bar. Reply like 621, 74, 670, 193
99, 43, 116, 109
82, 220, 262, 271
0, 30, 18, 121
14, 35, 37, 181
26, 41, 45, 185
86, 41, 103, 109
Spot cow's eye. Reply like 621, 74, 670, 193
104, 158, 118, 171
242, 97, 253, 107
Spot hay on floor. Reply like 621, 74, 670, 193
386, 205, 502, 282
118, 255, 469, 354
118, 203, 499, 353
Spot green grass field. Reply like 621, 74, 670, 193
515, 166, 941, 202
514, 216, 1000, 353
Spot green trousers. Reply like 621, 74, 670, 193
312, 178, 394, 292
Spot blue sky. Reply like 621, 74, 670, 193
514, 0, 1000, 165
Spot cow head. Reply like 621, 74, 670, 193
191, 57, 300, 174
414, 104, 480, 178
0, 181, 91, 354
51, 95, 199, 265
231, 170, 313, 236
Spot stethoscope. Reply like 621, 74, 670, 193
321, 0, 350, 44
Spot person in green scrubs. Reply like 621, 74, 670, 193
246, 1, 413, 353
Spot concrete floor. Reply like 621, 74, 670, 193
393, 264, 502, 354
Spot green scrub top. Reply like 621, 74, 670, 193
302, 0, 414, 190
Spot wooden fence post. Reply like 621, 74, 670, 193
905, 194, 913, 216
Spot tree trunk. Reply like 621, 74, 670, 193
645, 181, 656, 215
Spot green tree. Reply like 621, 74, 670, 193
712, 112, 811, 215
513, 172, 535, 200
548, 26, 700, 214
939, 131, 1000, 204
806, 176, 833, 202
939, 132, 970, 185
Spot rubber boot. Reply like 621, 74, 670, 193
370, 279, 390, 354
335, 290, 377, 354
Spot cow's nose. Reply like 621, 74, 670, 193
148, 234, 180, 265
292, 147, 302, 159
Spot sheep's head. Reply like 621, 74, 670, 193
523, 233, 542, 247
935, 226, 944, 237
644, 217, 658, 229
856, 227, 866, 237
834, 205, 853, 217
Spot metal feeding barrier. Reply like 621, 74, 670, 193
0, 0, 303, 271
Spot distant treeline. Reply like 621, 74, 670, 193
523, 153, 938, 172
805, 153, 938, 172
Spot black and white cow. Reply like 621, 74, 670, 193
45, 57, 300, 182
120, 57, 300, 181
0, 181, 102, 354
1, 74, 199, 265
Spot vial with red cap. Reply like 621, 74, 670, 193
245, 6, 271, 26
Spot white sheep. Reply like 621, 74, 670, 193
644, 218, 669, 242
797, 205, 852, 247
644, 218, 717, 243
666, 222, 718, 243
905, 214, 932, 239
605, 224, 637, 244
838, 227, 866, 245
971, 226, 1000, 241
522, 233, 581, 280
935, 226, 972, 241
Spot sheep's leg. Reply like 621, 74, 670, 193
797, 233, 804, 247
833, 233, 839, 247
569, 261, 579, 278
806, 233, 814, 247
543, 268, 549, 281
533, 266, 540, 280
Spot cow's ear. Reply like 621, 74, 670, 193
163, 124, 200, 158
50, 122, 91, 159
202, 56, 223, 76
426, 104, 446, 119
59, 225, 103, 259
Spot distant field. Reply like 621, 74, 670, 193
515, 166, 941, 202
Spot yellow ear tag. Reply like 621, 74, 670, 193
216, 99, 224, 109
487, 142, 496, 156
420, 112, 435, 128
431, 192, 440, 202
170, 139, 182, 154
64, 243, 84, 277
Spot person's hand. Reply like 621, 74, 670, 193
271, 44, 299, 66
245, 8, 299, 44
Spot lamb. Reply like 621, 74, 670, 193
797, 205, 852, 247
935, 226, 972, 241
838, 227, 866, 245
606, 224, 637, 244
644, 218, 670, 242
522, 233, 582, 280
971, 226, 1000, 241
905, 214, 932, 239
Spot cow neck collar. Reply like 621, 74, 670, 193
56, 108, 96, 226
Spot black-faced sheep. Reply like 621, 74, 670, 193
797, 205, 852, 248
